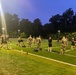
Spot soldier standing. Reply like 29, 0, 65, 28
48, 37, 52, 52
28, 35, 33, 47
60, 36, 67, 54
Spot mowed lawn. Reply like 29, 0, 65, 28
0, 49, 76, 75
8, 38, 76, 65
0, 38, 76, 75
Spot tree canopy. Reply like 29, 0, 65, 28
0, 8, 76, 38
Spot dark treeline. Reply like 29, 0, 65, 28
0, 8, 76, 38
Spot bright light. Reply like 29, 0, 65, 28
2, 27, 5, 30
0, 1, 7, 35
18, 29, 20, 32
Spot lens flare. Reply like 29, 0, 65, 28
0, 1, 7, 35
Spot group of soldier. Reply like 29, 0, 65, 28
0, 34, 10, 49
60, 36, 76, 54
0, 34, 76, 54
48, 36, 76, 54
18, 35, 76, 54
18, 35, 42, 50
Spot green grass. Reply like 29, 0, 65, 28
0, 50, 76, 75
0, 38, 76, 75
7, 38, 76, 65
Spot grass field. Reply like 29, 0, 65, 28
0, 38, 76, 75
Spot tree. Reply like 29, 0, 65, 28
32, 18, 43, 36
61, 8, 74, 32
49, 14, 61, 33
19, 19, 32, 37
5, 13, 19, 33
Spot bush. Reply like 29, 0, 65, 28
21, 32, 26, 38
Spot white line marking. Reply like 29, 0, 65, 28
65, 54, 76, 58
14, 50, 76, 67
65, 50, 72, 52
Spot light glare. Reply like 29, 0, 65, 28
0, 1, 7, 35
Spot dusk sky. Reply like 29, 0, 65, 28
0, 0, 76, 25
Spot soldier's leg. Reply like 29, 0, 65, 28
48, 47, 49, 52
71, 45, 74, 50
49, 47, 52, 52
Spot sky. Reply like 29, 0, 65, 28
0, 0, 76, 25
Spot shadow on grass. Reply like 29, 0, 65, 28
45, 49, 60, 54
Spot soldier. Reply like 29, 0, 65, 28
60, 36, 67, 54
28, 35, 33, 47
71, 38, 75, 50
32, 36, 36, 44
36, 36, 41, 49
0, 35, 4, 48
6, 35, 10, 43
0, 34, 9, 49
6, 34, 10, 49
48, 37, 52, 52
18, 36, 24, 47
18, 36, 22, 46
